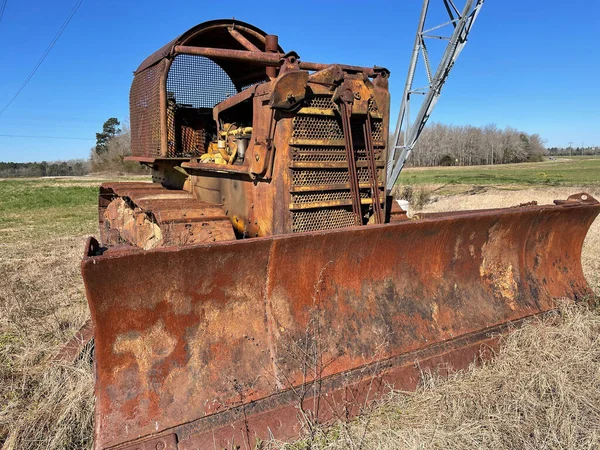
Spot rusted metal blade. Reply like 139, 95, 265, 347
81, 195, 599, 450
54, 318, 94, 363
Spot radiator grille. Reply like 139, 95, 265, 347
291, 148, 383, 164
292, 151, 347, 163
368, 98, 379, 113
291, 190, 370, 204
291, 168, 382, 186
292, 116, 384, 143
292, 116, 344, 140
372, 120, 383, 141
289, 93, 386, 233
292, 208, 356, 233
307, 95, 336, 110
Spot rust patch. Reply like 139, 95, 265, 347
113, 320, 177, 393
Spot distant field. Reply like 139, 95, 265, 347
399, 157, 600, 187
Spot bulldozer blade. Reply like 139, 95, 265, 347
82, 194, 599, 450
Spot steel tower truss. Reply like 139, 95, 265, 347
386, 0, 484, 192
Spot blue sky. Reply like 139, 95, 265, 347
0, 0, 598, 163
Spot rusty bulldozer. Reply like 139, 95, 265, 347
80, 17, 600, 450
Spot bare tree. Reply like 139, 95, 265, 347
407, 123, 548, 167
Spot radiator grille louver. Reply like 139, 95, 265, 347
289, 94, 385, 232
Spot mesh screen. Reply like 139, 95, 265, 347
167, 55, 238, 109
291, 190, 370, 204
372, 120, 383, 141
178, 126, 206, 157
130, 62, 164, 157
292, 116, 345, 140
307, 95, 336, 110
167, 96, 175, 156
368, 98, 379, 113
288, 93, 386, 233
292, 116, 383, 142
292, 148, 383, 163
291, 168, 382, 186
292, 151, 347, 163
291, 208, 356, 233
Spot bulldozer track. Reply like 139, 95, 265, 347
99, 182, 235, 249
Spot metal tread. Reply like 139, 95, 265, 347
99, 182, 235, 248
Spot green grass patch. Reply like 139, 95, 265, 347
0, 177, 144, 241
398, 157, 600, 186
0, 180, 97, 213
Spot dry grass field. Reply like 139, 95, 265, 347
0, 173, 599, 449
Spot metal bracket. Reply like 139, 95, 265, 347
554, 192, 599, 206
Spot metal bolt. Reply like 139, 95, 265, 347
155, 441, 166, 450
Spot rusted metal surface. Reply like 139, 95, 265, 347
54, 318, 94, 363
134, 20, 284, 75
128, 18, 391, 235
340, 100, 362, 225
364, 117, 383, 223
117, 433, 177, 450
82, 195, 599, 449
130, 20, 279, 159
264, 34, 279, 78
174, 45, 283, 65
130, 59, 165, 158
227, 27, 260, 52
99, 182, 235, 249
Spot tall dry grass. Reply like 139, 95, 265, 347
0, 235, 94, 449
276, 303, 600, 449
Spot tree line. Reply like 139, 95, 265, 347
0, 160, 89, 178
405, 123, 546, 167
547, 146, 600, 157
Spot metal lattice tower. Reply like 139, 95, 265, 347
386, 0, 484, 192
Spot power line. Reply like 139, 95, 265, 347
0, 0, 84, 117
0, 133, 93, 141
0, 0, 7, 26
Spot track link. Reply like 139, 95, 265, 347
99, 182, 236, 249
